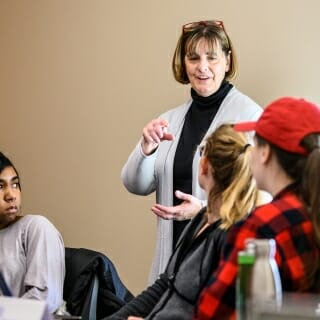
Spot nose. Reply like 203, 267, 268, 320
4, 188, 16, 202
198, 57, 209, 73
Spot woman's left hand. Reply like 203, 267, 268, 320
151, 190, 203, 221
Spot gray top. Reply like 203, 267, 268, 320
121, 87, 262, 283
0, 215, 65, 313
105, 209, 226, 320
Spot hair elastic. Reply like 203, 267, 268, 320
241, 144, 251, 153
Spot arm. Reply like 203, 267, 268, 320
121, 141, 158, 195
22, 215, 65, 313
121, 118, 174, 196
105, 273, 168, 320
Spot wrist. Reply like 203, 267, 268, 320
141, 140, 158, 155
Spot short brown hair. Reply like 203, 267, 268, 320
172, 21, 238, 84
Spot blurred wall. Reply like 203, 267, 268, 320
0, 0, 319, 294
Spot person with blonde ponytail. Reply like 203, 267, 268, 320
202, 124, 260, 231
105, 124, 262, 320
195, 97, 320, 320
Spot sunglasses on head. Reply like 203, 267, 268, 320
182, 20, 225, 33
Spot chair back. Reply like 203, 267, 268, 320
63, 247, 133, 320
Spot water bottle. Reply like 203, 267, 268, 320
236, 239, 282, 319
249, 238, 282, 309
236, 241, 255, 320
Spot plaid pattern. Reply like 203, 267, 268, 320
194, 185, 320, 320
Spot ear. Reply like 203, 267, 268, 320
225, 50, 231, 72
199, 156, 209, 175
260, 143, 272, 165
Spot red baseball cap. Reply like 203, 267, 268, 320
234, 97, 320, 155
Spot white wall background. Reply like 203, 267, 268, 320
0, 0, 319, 294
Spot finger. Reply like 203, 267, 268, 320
142, 119, 164, 142
151, 207, 173, 220
153, 205, 188, 221
175, 190, 191, 201
153, 204, 184, 217
142, 126, 158, 144
153, 123, 172, 141
161, 126, 174, 141
157, 119, 170, 128
152, 204, 180, 220
146, 124, 167, 144
153, 120, 173, 142
143, 119, 173, 144
147, 125, 162, 144
162, 132, 175, 141
152, 203, 174, 212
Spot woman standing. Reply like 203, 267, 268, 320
121, 20, 262, 282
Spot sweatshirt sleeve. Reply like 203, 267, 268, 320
22, 215, 65, 313
121, 140, 158, 196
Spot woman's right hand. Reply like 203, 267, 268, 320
141, 119, 174, 155
151, 191, 203, 221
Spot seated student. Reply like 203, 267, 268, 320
194, 97, 320, 320
0, 152, 65, 313
104, 124, 262, 320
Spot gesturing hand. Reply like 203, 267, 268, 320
141, 119, 174, 155
151, 190, 203, 221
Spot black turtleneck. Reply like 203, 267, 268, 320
172, 81, 233, 248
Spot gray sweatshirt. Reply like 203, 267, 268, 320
0, 215, 65, 313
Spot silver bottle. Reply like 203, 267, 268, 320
247, 238, 283, 319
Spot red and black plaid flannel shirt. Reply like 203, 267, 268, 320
194, 184, 320, 320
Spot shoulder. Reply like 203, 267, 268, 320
239, 193, 307, 235
211, 223, 228, 251
226, 87, 260, 107
224, 196, 305, 254
20, 215, 60, 235
253, 192, 304, 218
21, 214, 53, 226
160, 99, 192, 121
221, 87, 263, 120
239, 201, 289, 226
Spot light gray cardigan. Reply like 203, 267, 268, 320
121, 87, 262, 283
